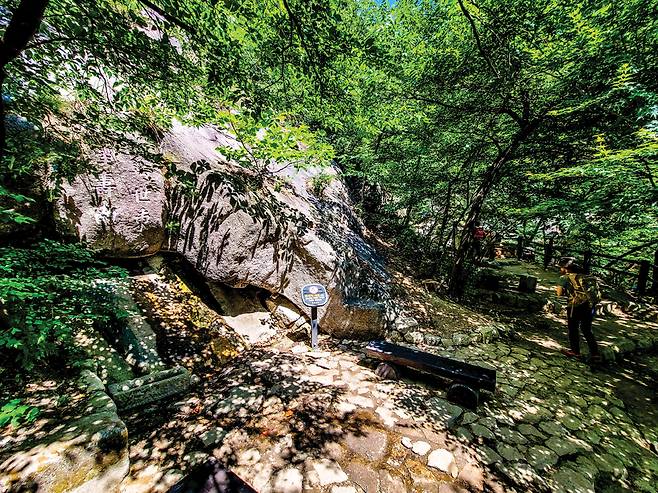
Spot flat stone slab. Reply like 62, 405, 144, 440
108, 367, 191, 411
546, 436, 582, 456
471, 423, 495, 440
344, 462, 379, 492
426, 397, 463, 429
311, 459, 348, 486
213, 385, 265, 418
111, 282, 165, 373
272, 468, 303, 493
345, 428, 388, 461
527, 445, 559, 470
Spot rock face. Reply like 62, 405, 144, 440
54, 122, 390, 338
55, 149, 166, 256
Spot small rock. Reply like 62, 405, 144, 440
401, 437, 413, 448
200, 427, 226, 447
427, 397, 463, 429
592, 453, 626, 478
559, 415, 582, 431
455, 427, 473, 442
461, 412, 478, 425
496, 444, 523, 461
477, 417, 497, 430
539, 421, 566, 436
476, 446, 502, 465
546, 436, 581, 456
497, 427, 527, 445
405, 331, 425, 345
318, 442, 342, 462
412, 441, 431, 456
428, 449, 458, 477
517, 424, 545, 439
395, 315, 419, 333
550, 467, 595, 493
452, 333, 471, 346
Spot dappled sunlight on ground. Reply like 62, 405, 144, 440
0, 377, 87, 460
118, 338, 511, 492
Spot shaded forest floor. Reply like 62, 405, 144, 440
116, 258, 658, 493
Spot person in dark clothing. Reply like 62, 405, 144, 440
556, 258, 601, 362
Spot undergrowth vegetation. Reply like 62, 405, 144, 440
0, 241, 127, 375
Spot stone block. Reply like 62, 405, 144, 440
108, 367, 191, 411
518, 275, 538, 293
101, 281, 165, 374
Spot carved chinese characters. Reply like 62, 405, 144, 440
55, 149, 165, 255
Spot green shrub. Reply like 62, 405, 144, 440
0, 240, 127, 372
0, 399, 40, 428
310, 172, 334, 196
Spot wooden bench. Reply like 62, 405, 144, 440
365, 340, 496, 409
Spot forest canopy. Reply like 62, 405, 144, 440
0, 0, 657, 291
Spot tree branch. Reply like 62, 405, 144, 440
280, 0, 325, 94
135, 0, 196, 36
456, 0, 499, 77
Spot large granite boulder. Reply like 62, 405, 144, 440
54, 149, 166, 256
54, 122, 390, 338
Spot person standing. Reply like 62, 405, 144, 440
555, 258, 602, 362
473, 222, 486, 262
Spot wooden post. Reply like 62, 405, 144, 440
583, 250, 592, 274
651, 250, 658, 295
637, 259, 650, 295
543, 237, 554, 270
516, 236, 524, 260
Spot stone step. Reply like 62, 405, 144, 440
108, 367, 192, 412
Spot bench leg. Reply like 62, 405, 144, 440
375, 362, 400, 380
447, 383, 479, 410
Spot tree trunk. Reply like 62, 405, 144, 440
448, 121, 538, 297
0, 0, 50, 162
0, 69, 5, 166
